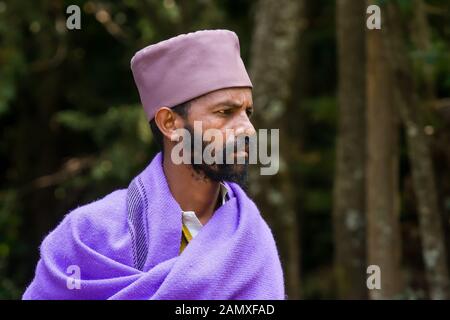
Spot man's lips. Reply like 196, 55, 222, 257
232, 152, 247, 159
231, 144, 249, 157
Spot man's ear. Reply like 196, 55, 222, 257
154, 107, 184, 142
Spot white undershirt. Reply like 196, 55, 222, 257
181, 182, 228, 239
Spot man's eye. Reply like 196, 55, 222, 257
217, 109, 233, 115
246, 109, 254, 117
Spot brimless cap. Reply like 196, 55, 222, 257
131, 29, 253, 121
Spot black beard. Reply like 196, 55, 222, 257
184, 124, 249, 190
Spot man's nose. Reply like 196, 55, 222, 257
234, 110, 256, 138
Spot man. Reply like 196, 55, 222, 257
23, 29, 285, 300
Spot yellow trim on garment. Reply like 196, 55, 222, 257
180, 223, 193, 254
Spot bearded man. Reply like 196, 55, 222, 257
23, 29, 285, 300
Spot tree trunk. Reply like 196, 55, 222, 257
382, 2, 450, 299
366, 14, 402, 299
333, 0, 367, 299
248, 0, 305, 299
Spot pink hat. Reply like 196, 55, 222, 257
131, 29, 253, 121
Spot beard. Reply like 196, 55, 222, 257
184, 124, 249, 190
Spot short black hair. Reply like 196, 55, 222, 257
149, 101, 191, 149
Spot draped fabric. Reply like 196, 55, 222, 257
23, 152, 285, 299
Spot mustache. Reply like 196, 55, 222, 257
223, 136, 250, 153
190, 135, 250, 163
189, 134, 250, 153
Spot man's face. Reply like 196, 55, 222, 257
181, 87, 255, 187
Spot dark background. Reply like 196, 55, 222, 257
1, 0, 450, 299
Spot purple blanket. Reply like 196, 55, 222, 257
23, 153, 285, 299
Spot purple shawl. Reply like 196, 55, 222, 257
22, 153, 285, 300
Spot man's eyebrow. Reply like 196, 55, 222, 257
214, 99, 253, 108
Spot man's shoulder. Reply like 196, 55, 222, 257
67, 188, 128, 222
33, 187, 136, 279
40, 187, 133, 264
43, 188, 130, 248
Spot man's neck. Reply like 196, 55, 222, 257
162, 153, 221, 225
